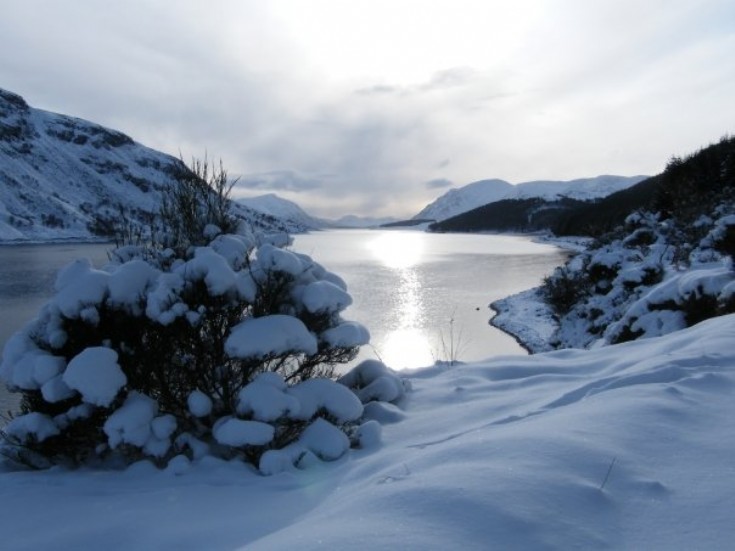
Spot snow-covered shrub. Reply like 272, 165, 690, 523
605, 265, 735, 344
0, 236, 374, 470
705, 215, 735, 263
157, 155, 239, 254
540, 264, 590, 317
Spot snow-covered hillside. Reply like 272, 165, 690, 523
414, 178, 513, 221
512, 175, 649, 201
331, 214, 399, 228
237, 193, 327, 230
0, 88, 303, 242
1, 314, 733, 549
234, 199, 400, 229
416, 175, 648, 222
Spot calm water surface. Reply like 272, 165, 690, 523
0, 231, 566, 413
291, 230, 566, 368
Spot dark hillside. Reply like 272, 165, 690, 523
559, 135, 735, 236
552, 176, 660, 236
431, 135, 735, 237
429, 197, 588, 233
653, 135, 735, 221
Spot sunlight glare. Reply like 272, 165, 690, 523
367, 232, 425, 270
379, 327, 434, 370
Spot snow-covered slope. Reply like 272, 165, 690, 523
0, 88, 302, 242
1, 314, 734, 549
414, 178, 513, 221
416, 175, 648, 222
238, 193, 327, 230
513, 174, 649, 201
331, 214, 399, 228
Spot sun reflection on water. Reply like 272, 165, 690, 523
367, 232, 434, 369
367, 231, 425, 269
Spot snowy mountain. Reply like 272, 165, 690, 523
512, 175, 650, 201
237, 193, 327, 230
414, 179, 513, 221
415, 175, 648, 222
0, 88, 303, 242
331, 214, 399, 228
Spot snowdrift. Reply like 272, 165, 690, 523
1, 314, 733, 549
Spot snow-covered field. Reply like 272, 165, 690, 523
1, 314, 733, 549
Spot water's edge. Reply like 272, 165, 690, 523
488, 288, 558, 354
489, 303, 534, 354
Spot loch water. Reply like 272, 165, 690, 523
0, 230, 567, 412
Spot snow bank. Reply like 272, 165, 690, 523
1, 315, 733, 549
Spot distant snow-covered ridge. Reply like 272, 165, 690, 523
415, 175, 648, 222
235, 194, 402, 230
237, 193, 328, 230
0, 88, 304, 243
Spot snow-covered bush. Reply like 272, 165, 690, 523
156, 156, 239, 254
705, 214, 735, 264
0, 234, 375, 470
605, 264, 735, 344
540, 264, 591, 317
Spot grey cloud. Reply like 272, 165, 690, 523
354, 84, 401, 96
425, 178, 453, 189
354, 67, 478, 98
419, 67, 477, 92
237, 170, 322, 192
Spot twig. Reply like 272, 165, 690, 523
600, 456, 617, 490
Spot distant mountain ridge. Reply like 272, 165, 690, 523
0, 88, 305, 242
415, 175, 648, 222
331, 214, 398, 228
237, 193, 328, 230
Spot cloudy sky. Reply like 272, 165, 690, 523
2, 0, 734, 218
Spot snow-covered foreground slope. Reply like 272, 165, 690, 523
2, 314, 733, 549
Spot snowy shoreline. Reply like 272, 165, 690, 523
488, 233, 581, 354
490, 287, 557, 354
